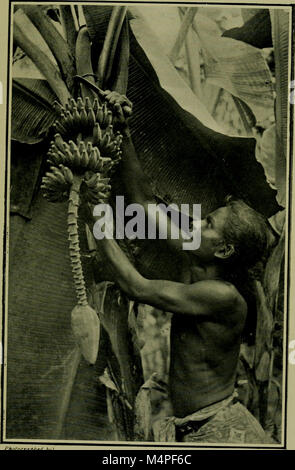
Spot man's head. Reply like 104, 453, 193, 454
195, 196, 270, 271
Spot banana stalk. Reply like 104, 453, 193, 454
75, 26, 96, 101
68, 176, 100, 364
96, 6, 128, 87
41, 95, 123, 364
13, 17, 71, 105
59, 5, 77, 59
22, 5, 75, 93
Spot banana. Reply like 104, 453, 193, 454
92, 122, 102, 146
54, 133, 66, 153
73, 148, 81, 167
87, 142, 93, 154
87, 108, 96, 128
106, 124, 114, 139
45, 172, 62, 186
85, 97, 91, 112
105, 110, 113, 128
66, 110, 75, 129
53, 121, 68, 136
104, 132, 111, 147
78, 141, 86, 155
101, 102, 108, 128
70, 98, 77, 111
86, 190, 100, 204
80, 107, 88, 129
53, 100, 63, 113
96, 182, 111, 192
58, 149, 68, 164
72, 107, 81, 127
100, 157, 113, 173
77, 97, 83, 112
59, 112, 68, 127
97, 176, 110, 185
47, 151, 59, 166
69, 140, 78, 153
88, 149, 98, 171
94, 147, 101, 159
96, 106, 104, 124
51, 166, 67, 185
93, 98, 99, 114
98, 191, 110, 201
86, 173, 98, 188
81, 150, 89, 167
63, 148, 75, 167
76, 132, 83, 145
60, 165, 74, 185
62, 141, 71, 153
106, 142, 117, 154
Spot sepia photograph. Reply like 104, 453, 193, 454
1, 1, 293, 449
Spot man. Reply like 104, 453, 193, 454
87, 91, 272, 444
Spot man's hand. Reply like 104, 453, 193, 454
103, 91, 133, 132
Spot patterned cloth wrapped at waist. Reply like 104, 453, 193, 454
153, 391, 274, 444
153, 392, 237, 442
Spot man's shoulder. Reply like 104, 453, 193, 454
190, 279, 247, 314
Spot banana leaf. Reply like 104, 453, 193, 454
270, 9, 290, 208
222, 9, 272, 48
12, 78, 57, 144
194, 13, 274, 123
83, 4, 278, 282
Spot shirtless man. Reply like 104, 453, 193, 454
87, 92, 271, 443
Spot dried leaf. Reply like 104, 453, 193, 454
134, 373, 158, 441
99, 368, 119, 393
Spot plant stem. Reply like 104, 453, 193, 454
59, 5, 78, 59
68, 176, 87, 306
75, 26, 96, 101
96, 6, 128, 87
169, 7, 199, 65
22, 5, 75, 93
13, 18, 71, 105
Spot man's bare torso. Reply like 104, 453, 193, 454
169, 283, 247, 418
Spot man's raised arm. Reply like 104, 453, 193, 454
104, 92, 188, 250
95, 233, 238, 319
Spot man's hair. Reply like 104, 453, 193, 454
222, 196, 270, 274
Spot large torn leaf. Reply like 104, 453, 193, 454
194, 13, 274, 123
222, 9, 272, 49
270, 9, 290, 208
12, 78, 57, 144
129, 8, 224, 134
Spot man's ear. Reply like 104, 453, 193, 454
214, 243, 235, 260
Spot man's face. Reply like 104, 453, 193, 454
193, 206, 230, 261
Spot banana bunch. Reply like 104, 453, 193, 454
41, 92, 125, 365
53, 96, 122, 142
47, 133, 121, 173
42, 129, 121, 203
